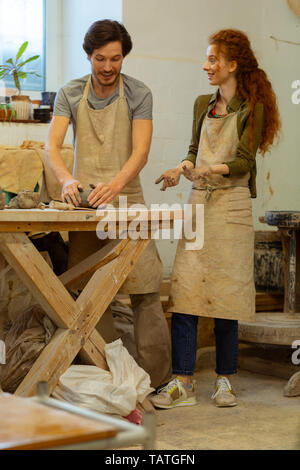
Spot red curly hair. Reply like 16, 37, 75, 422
209, 29, 281, 155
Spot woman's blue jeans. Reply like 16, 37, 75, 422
171, 313, 238, 376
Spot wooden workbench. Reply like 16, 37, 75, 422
0, 208, 180, 398
0, 393, 117, 450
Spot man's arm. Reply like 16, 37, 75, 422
88, 119, 152, 207
45, 116, 82, 205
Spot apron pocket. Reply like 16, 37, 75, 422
226, 189, 253, 227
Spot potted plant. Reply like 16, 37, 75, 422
0, 103, 17, 121
0, 42, 41, 120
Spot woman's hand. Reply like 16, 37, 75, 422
61, 178, 83, 206
87, 181, 121, 208
182, 165, 212, 182
155, 168, 182, 191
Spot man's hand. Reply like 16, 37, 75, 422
61, 178, 83, 206
155, 168, 182, 191
182, 165, 212, 182
88, 181, 121, 208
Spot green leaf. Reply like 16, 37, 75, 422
17, 55, 40, 68
9, 108, 17, 121
0, 69, 9, 78
6, 58, 14, 66
16, 41, 28, 61
18, 72, 27, 79
25, 71, 42, 77
13, 70, 21, 93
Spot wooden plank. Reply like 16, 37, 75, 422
0, 208, 181, 223
0, 222, 101, 232
76, 239, 151, 320
59, 239, 128, 289
255, 292, 284, 312
16, 239, 151, 396
0, 393, 117, 450
0, 208, 182, 232
79, 329, 109, 371
0, 232, 77, 328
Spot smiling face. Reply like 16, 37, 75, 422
203, 45, 237, 86
89, 41, 123, 89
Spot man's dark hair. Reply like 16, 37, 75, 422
83, 19, 132, 57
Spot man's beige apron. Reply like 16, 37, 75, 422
168, 112, 256, 322
69, 74, 162, 294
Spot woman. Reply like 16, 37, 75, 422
153, 29, 281, 408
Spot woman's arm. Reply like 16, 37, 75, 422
155, 95, 212, 190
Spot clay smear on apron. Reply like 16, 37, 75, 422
169, 112, 256, 322
69, 75, 162, 295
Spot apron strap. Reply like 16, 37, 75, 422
118, 74, 124, 97
83, 78, 90, 100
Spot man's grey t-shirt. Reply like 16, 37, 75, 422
54, 73, 153, 135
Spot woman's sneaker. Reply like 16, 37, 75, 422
150, 377, 197, 409
211, 376, 237, 407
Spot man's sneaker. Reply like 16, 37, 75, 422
211, 376, 237, 407
150, 377, 197, 409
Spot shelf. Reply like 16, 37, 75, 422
0, 119, 44, 123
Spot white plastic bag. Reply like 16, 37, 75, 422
52, 339, 154, 416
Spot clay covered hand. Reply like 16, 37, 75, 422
87, 182, 121, 208
61, 178, 83, 206
155, 168, 182, 191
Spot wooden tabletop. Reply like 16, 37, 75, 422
0, 393, 118, 450
0, 208, 183, 232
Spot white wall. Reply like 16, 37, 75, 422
61, 0, 122, 84
122, 0, 300, 276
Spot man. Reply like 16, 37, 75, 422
45, 20, 171, 388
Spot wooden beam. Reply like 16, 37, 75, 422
78, 329, 109, 371
59, 239, 128, 289
75, 239, 151, 321
15, 239, 151, 396
0, 232, 77, 328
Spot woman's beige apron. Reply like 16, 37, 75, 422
69, 75, 162, 294
168, 112, 256, 322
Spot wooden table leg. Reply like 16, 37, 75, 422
0, 232, 76, 328
12, 238, 151, 396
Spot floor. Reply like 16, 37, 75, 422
122, 365, 300, 451
151, 368, 300, 450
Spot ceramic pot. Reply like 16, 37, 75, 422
11, 95, 31, 120
33, 108, 51, 123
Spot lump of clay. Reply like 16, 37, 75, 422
0, 188, 6, 210
78, 184, 95, 208
6, 190, 40, 209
